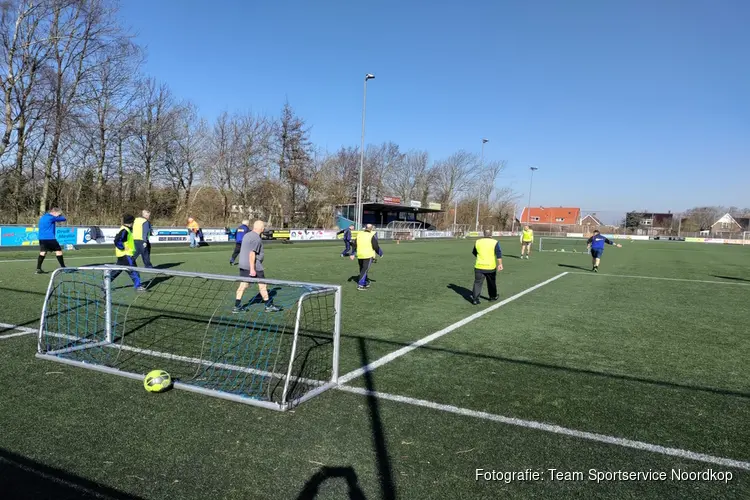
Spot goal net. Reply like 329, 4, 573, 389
386, 220, 423, 240
538, 237, 590, 253
36, 266, 341, 411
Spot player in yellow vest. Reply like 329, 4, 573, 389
133, 210, 154, 268
349, 224, 383, 290
472, 229, 503, 305
520, 225, 534, 259
112, 214, 146, 291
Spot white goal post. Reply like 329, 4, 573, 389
538, 237, 590, 253
36, 266, 342, 411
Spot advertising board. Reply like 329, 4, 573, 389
0, 226, 77, 247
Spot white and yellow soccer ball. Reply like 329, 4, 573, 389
144, 369, 172, 393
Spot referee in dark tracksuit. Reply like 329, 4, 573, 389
471, 229, 503, 305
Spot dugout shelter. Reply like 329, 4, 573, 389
336, 199, 443, 230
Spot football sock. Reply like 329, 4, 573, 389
37, 255, 45, 270
56, 255, 66, 267
235, 299, 241, 308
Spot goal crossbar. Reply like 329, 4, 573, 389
538, 237, 590, 253
36, 266, 342, 411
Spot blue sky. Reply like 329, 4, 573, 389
118, 0, 749, 216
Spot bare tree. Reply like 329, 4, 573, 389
275, 101, 312, 224
85, 36, 141, 204
432, 149, 478, 206
164, 102, 207, 221
131, 78, 173, 206
38, 0, 125, 215
389, 149, 430, 202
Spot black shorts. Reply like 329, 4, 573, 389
239, 269, 265, 279
39, 239, 62, 252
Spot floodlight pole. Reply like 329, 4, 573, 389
527, 166, 538, 223
475, 139, 488, 232
357, 73, 375, 229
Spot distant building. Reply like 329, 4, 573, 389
710, 213, 749, 236
580, 214, 603, 227
625, 211, 674, 233
519, 207, 581, 225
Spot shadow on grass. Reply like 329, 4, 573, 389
0, 447, 145, 499
711, 275, 750, 283
558, 263, 590, 271
347, 276, 376, 284
447, 284, 476, 303
296, 466, 367, 500
359, 337, 396, 500
153, 262, 183, 270
504, 254, 521, 259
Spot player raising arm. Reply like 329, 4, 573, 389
586, 230, 621, 272
36, 208, 67, 274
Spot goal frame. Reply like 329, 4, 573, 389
36, 266, 342, 412
538, 237, 590, 253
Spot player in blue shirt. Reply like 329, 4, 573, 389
36, 208, 67, 274
230, 219, 250, 265
336, 224, 355, 257
586, 230, 622, 272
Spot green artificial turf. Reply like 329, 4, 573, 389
0, 238, 748, 499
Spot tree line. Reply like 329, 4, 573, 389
0, 0, 516, 229
624, 206, 750, 233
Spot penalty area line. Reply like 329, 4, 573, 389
570, 272, 750, 286
337, 385, 750, 471
0, 322, 36, 340
338, 272, 569, 385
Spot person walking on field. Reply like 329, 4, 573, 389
133, 210, 154, 268
230, 220, 250, 265
187, 217, 200, 248
233, 220, 281, 313
337, 224, 355, 257
472, 229, 503, 305
350, 224, 383, 290
112, 214, 147, 292
520, 225, 534, 259
36, 208, 67, 274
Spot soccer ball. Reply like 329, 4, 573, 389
144, 369, 172, 393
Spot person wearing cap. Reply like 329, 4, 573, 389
111, 214, 146, 291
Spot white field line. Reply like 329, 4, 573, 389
338, 272, 569, 384
0, 322, 36, 339
337, 385, 750, 471
570, 272, 750, 286
0, 248, 228, 264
